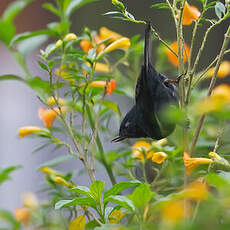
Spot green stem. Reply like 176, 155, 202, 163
86, 105, 117, 185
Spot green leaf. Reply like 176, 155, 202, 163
42, 3, 60, 16
104, 11, 122, 16
65, 0, 99, 17
0, 74, 25, 82
85, 220, 100, 229
151, 3, 169, 9
88, 48, 97, 60
10, 30, 57, 46
0, 20, 15, 45
38, 61, 49, 72
39, 155, 75, 168
89, 180, 105, 201
26, 76, 51, 95
68, 186, 92, 197
215, 2, 225, 19
102, 100, 120, 115
2, 0, 30, 22
55, 197, 96, 209
0, 165, 22, 185
206, 172, 228, 188
103, 180, 141, 203
105, 195, 135, 212
0, 210, 20, 229
127, 184, 154, 209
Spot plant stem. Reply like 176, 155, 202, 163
190, 25, 230, 155
86, 105, 117, 185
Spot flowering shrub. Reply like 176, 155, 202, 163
1, 0, 230, 229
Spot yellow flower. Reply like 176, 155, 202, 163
55, 39, 63, 48
88, 79, 116, 96
211, 84, 230, 102
22, 192, 38, 209
99, 27, 122, 42
85, 62, 110, 73
38, 107, 67, 128
64, 33, 77, 42
55, 65, 74, 83
152, 152, 168, 164
15, 208, 30, 226
167, 41, 190, 67
132, 141, 154, 161
109, 209, 125, 223
162, 200, 184, 222
18, 126, 43, 138
182, 2, 201, 25
104, 37, 130, 53
183, 180, 208, 201
206, 61, 230, 78
46, 96, 67, 106
53, 176, 71, 187
183, 152, 214, 175
40, 166, 59, 176
195, 84, 230, 114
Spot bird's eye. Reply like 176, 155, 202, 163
125, 121, 130, 127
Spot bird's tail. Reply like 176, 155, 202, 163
144, 21, 152, 71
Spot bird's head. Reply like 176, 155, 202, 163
112, 107, 146, 142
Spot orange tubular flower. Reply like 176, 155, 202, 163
80, 35, 105, 53
182, 2, 201, 25
18, 126, 43, 138
183, 152, 214, 175
15, 208, 30, 226
132, 141, 154, 161
88, 79, 116, 96
38, 107, 67, 128
167, 41, 190, 67
99, 27, 122, 42
206, 61, 230, 78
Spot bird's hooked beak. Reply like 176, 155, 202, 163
111, 136, 126, 142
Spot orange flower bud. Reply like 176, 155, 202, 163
182, 2, 201, 25
15, 208, 30, 226
167, 41, 190, 67
80, 40, 93, 52
38, 107, 67, 128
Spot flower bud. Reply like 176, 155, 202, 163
64, 33, 77, 42
112, 0, 125, 11
55, 39, 63, 48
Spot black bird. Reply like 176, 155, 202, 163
112, 22, 178, 142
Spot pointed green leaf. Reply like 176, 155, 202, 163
104, 180, 141, 203
89, 180, 105, 201
215, 2, 226, 19
105, 195, 135, 212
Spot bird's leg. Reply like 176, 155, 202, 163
164, 72, 187, 85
